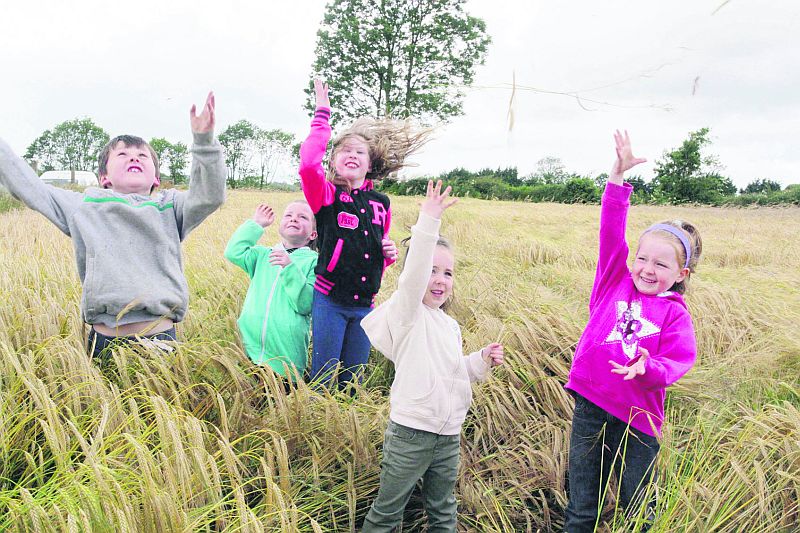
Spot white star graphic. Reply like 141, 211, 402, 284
604, 300, 661, 359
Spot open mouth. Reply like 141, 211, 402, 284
127, 164, 143, 173
344, 162, 358, 169
430, 289, 444, 297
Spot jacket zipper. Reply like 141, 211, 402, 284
438, 331, 464, 434
259, 269, 283, 357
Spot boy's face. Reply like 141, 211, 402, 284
278, 202, 317, 247
100, 141, 158, 194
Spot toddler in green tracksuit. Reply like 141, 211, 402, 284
224, 201, 318, 385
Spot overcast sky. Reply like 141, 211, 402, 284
1, 0, 797, 187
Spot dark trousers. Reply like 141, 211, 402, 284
362, 421, 461, 532
87, 326, 177, 361
564, 392, 659, 533
309, 291, 372, 390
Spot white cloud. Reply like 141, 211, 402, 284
1, 0, 797, 187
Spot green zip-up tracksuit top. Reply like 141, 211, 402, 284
225, 220, 318, 380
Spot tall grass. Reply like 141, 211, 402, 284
0, 191, 797, 531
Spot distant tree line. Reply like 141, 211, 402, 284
380, 128, 800, 206
22, 117, 298, 189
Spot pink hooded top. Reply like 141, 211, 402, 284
564, 182, 697, 437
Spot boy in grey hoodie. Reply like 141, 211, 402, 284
0, 92, 226, 358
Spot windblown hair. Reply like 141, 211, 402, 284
326, 118, 433, 189
401, 234, 455, 312
643, 220, 703, 294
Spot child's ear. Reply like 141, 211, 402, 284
309, 230, 318, 242
676, 267, 690, 283
99, 174, 111, 188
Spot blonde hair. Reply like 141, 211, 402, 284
643, 220, 703, 294
326, 117, 433, 189
401, 234, 456, 312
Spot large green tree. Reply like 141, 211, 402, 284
219, 120, 257, 188
149, 137, 188, 184
24, 118, 109, 182
652, 128, 736, 203
253, 128, 295, 189
308, 0, 490, 124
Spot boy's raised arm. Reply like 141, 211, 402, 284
174, 92, 227, 240
0, 137, 82, 235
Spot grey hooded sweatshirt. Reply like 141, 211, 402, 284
0, 132, 226, 328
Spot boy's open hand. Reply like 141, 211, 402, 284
190, 92, 216, 134
610, 346, 649, 380
609, 130, 646, 184
482, 343, 504, 367
420, 180, 457, 220
253, 204, 275, 227
314, 79, 330, 109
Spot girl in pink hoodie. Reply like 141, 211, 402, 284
564, 131, 703, 532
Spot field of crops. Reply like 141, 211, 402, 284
0, 190, 797, 532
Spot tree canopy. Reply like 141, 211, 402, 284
308, 0, 490, 124
24, 118, 109, 182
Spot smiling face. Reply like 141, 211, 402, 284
99, 140, 159, 194
632, 232, 688, 295
422, 245, 455, 309
332, 135, 371, 187
278, 201, 317, 248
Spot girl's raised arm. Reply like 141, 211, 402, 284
298, 79, 335, 212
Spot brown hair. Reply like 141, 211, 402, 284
644, 220, 703, 294
326, 118, 433, 190
401, 234, 456, 311
97, 135, 160, 187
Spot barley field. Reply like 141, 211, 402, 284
0, 190, 798, 532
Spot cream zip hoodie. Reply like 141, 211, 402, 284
361, 212, 490, 435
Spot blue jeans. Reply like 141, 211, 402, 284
362, 421, 461, 532
87, 326, 177, 360
564, 392, 659, 533
309, 291, 372, 389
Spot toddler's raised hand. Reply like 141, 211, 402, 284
482, 343, 504, 367
253, 204, 275, 227
269, 248, 291, 268
314, 79, 330, 109
190, 92, 216, 134
420, 180, 458, 220
609, 346, 648, 380
609, 130, 646, 184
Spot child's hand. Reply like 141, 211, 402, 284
253, 204, 275, 227
420, 180, 458, 220
482, 343, 504, 367
190, 92, 216, 134
314, 79, 330, 109
609, 130, 646, 184
609, 346, 648, 380
269, 248, 291, 268
382, 238, 398, 261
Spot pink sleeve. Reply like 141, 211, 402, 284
589, 182, 633, 310
636, 310, 697, 390
298, 107, 335, 213
383, 205, 396, 268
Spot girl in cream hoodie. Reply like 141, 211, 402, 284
360, 180, 504, 532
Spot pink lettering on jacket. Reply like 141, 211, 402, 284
369, 200, 387, 227
339, 192, 354, 203
337, 212, 359, 229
